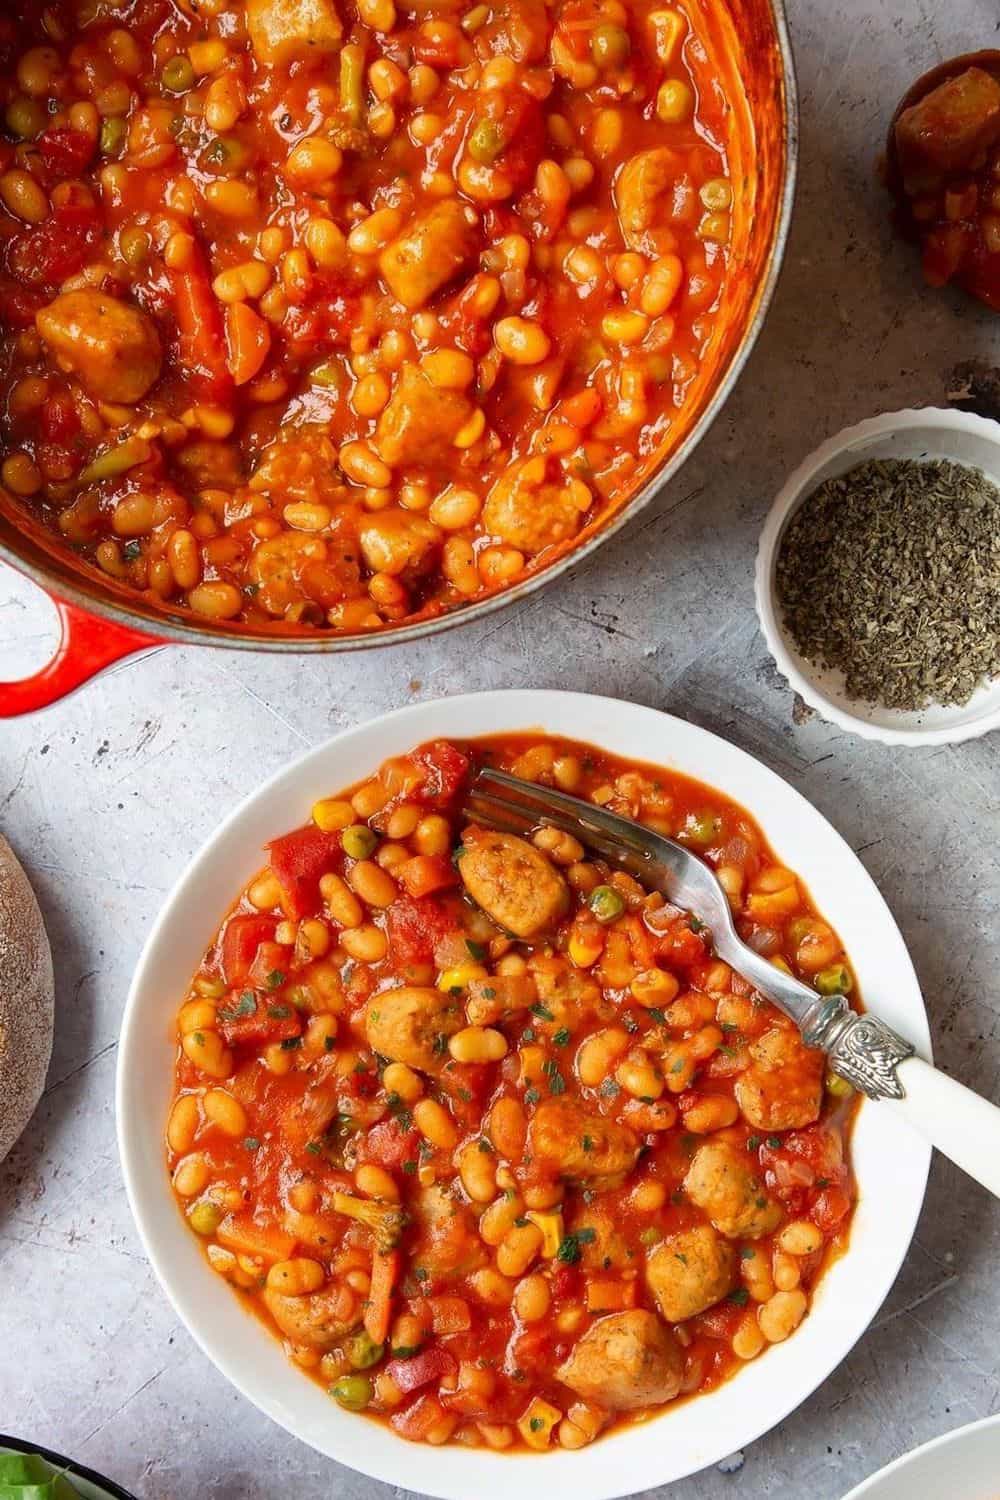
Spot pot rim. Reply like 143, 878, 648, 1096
0, 1, 798, 656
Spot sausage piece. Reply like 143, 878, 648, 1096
558, 1310, 684, 1409
683, 1140, 781, 1240
482, 455, 590, 555
645, 1224, 734, 1322
529, 1097, 639, 1186
895, 67, 1000, 196
375, 363, 474, 467
379, 202, 479, 309
246, 0, 343, 64
358, 510, 441, 578
457, 829, 568, 938
365, 986, 463, 1074
263, 1283, 357, 1348
614, 146, 681, 257
36, 290, 161, 403
734, 1025, 824, 1132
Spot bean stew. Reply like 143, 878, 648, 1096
0, 0, 744, 633
167, 735, 859, 1450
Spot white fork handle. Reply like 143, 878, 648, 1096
882, 1056, 1000, 1198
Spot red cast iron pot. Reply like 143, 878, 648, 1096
0, 0, 797, 717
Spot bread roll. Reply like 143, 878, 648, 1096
0, 835, 54, 1163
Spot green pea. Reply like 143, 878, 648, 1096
162, 55, 195, 94
467, 118, 505, 165
331, 1374, 373, 1411
682, 811, 720, 847
815, 963, 852, 996
786, 916, 815, 948
188, 1199, 223, 1236
5, 96, 45, 141
342, 824, 378, 860
589, 885, 625, 924
201, 134, 249, 176
311, 361, 345, 388
347, 1330, 384, 1370
100, 115, 127, 156
825, 1070, 853, 1099
590, 23, 631, 68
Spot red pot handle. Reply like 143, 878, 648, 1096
0, 595, 163, 718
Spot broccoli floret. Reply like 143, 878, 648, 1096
332, 1191, 406, 1253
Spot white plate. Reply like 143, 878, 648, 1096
117, 690, 932, 1500
755, 407, 1000, 746
842, 1413, 1000, 1500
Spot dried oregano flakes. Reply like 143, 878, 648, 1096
775, 457, 1000, 711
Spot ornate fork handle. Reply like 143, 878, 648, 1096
803, 997, 915, 1101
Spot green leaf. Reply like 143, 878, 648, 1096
218, 991, 256, 1022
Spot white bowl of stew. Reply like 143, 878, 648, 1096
117, 690, 931, 1499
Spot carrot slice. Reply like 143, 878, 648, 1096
365, 1248, 400, 1345
225, 301, 271, 386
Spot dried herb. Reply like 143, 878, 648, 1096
776, 458, 1000, 709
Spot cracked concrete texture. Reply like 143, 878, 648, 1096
2, 0, 1000, 1495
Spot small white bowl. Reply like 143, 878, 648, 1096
842, 1412, 1000, 1500
117, 690, 931, 1500
755, 407, 1000, 746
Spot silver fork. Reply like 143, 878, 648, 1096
466, 767, 1000, 1199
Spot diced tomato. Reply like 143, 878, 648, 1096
220, 913, 279, 985
358, 1117, 420, 1171
216, 990, 302, 1047
39, 127, 95, 178
550, 1263, 581, 1300
283, 281, 361, 353
396, 854, 458, 899
40, 392, 81, 445
266, 826, 343, 919
386, 1345, 456, 1395
656, 921, 708, 970
385, 894, 456, 966
7, 201, 101, 287
0, 279, 44, 328
247, 940, 290, 990
811, 1184, 853, 1234
426, 1294, 471, 1335
410, 740, 469, 806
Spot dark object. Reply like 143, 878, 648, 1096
946, 360, 1000, 420
0, 1438, 138, 1500
775, 458, 1000, 710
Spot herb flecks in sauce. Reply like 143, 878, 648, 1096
776, 458, 1000, 710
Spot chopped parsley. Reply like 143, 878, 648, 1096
746, 1136, 761, 1151
728, 1287, 750, 1306
552, 1027, 571, 1047
766, 1136, 782, 1149
122, 540, 142, 561
647, 1007, 666, 1024
465, 939, 487, 961
477, 1137, 493, 1154
413, 1266, 429, 1281
542, 1059, 566, 1095
522, 1027, 536, 1043
530, 1002, 554, 1021
529, 1418, 544, 1432
305, 1140, 322, 1155
267, 970, 286, 989
243, 1136, 261, 1151
524, 1086, 540, 1105
740, 1247, 755, 1260
402, 1159, 417, 1174
267, 1004, 291, 1020
218, 991, 255, 1022
556, 1227, 596, 1264
280, 1036, 303, 1051
599, 1078, 620, 1098
581, 1134, 593, 1153
432, 1033, 450, 1056
690, 916, 705, 933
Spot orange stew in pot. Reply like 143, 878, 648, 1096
1, 0, 738, 632
167, 736, 859, 1450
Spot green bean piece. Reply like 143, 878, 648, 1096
589, 885, 625, 924
77, 436, 152, 486
815, 963, 852, 996
590, 23, 631, 67
467, 118, 505, 165
346, 1330, 385, 1369
100, 115, 127, 156
331, 1373, 373, 1410
340, 44, 365, 125
342, 824, 378, 860
682, 811, 720, 847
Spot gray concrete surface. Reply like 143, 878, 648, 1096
2, 0, 1000, 1495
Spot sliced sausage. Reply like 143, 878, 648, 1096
645, 1224, 734, 1322
482, 455, 590, 555
683, 1140, 781, 1240
263, 1283, 358, 1348
529, 1097, 639, 1186
734, 1025, 824, 1132
36, 290, 161, 403
365, 986, 464, 1074
457, 828, 568, 938
557, 1310, 684, 1409
374, 363, 474, 468
379, 202, 479, 309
